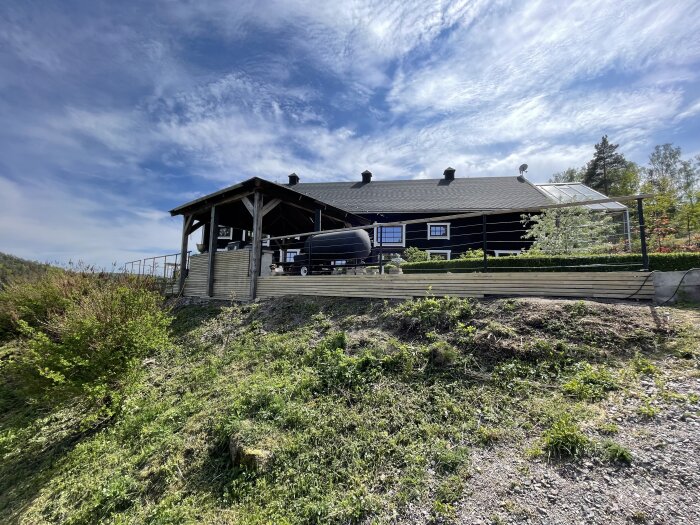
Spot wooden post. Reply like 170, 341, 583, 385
207, 206, 218, 297
178, 214, 193, 294
482, 214, 488, 272
249, 191, 263, 300
314, 208, 322, 232
637, 198, 649, 271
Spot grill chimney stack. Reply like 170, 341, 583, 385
288, 173, 300, 185
443, 167, 456, 181
361, 170, 372, 183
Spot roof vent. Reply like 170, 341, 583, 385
288, 173, 300, 185
443, 167, 456, 181
361, 170, 372, 183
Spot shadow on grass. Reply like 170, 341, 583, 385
0, 379, 111, 524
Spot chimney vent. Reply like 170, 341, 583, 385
361, 170, 372, 183
443, 167, 456, 181
288, 173, 300, 185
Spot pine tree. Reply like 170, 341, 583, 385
584, 135, 627, 195
549, 167, 584, 183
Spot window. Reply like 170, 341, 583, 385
374, 225, 405, 247
217, 226, 233, 239
283, 249, 300, 263
427, 250, 451, 260
427, 222, 450, 240
262, 234, 271, 247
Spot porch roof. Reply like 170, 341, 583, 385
169, 177, 370, 236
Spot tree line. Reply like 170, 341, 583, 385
550, 137, 700, 251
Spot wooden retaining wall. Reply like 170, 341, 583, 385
256, 272, 654, 301
183, 251, 251, 300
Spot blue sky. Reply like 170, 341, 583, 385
1, 0, 700, 267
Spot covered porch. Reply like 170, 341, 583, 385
169, 177, 368, 300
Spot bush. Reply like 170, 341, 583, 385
4, 271, 171, 420
0, 268, 84, 337
403, 247, 429, 262
401, 252, 700, 273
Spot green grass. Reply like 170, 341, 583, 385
0, 293, 691, 524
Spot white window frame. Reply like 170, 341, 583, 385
427, 222, 450, 240
493, 250, 521, 257
283, 249, 300, 263
217, 226, 233, 240
262, 234, 271, 247
426, 249, 451, 260
373, 224, 406, 247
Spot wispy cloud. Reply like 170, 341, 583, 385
1, 0, 699, 265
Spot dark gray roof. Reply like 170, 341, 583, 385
289, 176, 552, 214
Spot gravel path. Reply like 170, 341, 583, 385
457, 368, 700, 524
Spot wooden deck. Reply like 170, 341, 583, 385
255, 272, 654, 301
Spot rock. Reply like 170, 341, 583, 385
229, 435, 274, 472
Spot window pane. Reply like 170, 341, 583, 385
430, 225, 447, 237
379, 226, 402, 243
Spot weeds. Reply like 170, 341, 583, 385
541, 415, 589, 459
562, 363, 618, 401
598, 440, 633, 464
0, 293, 687, 524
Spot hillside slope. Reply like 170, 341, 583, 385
1, 295, 698, 524
0, 252, 51, 286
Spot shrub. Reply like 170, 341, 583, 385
0, 268, 84, 337
541, 415, 589, 459
403, 247, 428, 262
7, 272, 171, 420
401, 252, 700, 273
458, 249, 485, 259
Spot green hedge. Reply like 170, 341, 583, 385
401, 253, 700, 273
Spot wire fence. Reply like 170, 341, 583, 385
122, 252, 189, 293
258, 205, 645, 276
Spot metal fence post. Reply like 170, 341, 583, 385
482, 214, 488, 272
378, 226, 384, 274
637, 198, 649, 271
308, 235, 313, 276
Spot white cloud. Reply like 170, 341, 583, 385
0, 175, 182, 268
1, 0, 699, 266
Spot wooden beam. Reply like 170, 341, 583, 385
249, 191, 263, 300
242, 196, 254, 216
261, 198, 282, 217
188, 220, 205, 235
314, 208, 322, 232
207, 206, 218, 297
178, 214, 194, 294
179, 191, 255, 217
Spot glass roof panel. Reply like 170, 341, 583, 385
536, 183, 627, 210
